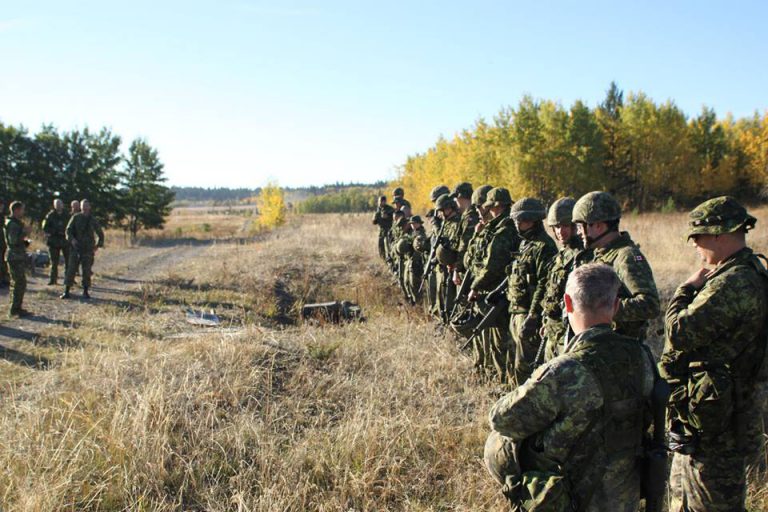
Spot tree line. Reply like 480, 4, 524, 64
0, 122, 174, 238
397, 83, 768, 212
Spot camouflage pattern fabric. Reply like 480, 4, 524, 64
65, 213, 104, 289
404, 226, 426, 303
436, 213, 461, 321
661, 247, 768, 512
488, 325, 654, 512
455, 205, 479, 273
372, 204, 394, 260
5, 216, 28, 314
43, 209, 71, 284
0, 213, 8, 285
576, 232, 659, 339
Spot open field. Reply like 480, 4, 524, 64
0, 209, 766, 511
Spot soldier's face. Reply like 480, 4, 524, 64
553, 224, 575, 245
577, 222, 607, 247
515, 219, 535, 232
691, 234, 720, 265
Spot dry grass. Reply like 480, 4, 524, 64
1, 209, 766, 511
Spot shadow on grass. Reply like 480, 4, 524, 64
0, 342, 50, 369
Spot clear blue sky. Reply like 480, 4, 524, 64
2, 0, 766, 188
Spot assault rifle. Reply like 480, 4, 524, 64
642, 367, 671, 512
449, 269, 474, 320
460, 277, 509, 351
418, 222, 446, 294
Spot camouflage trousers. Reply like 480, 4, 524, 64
487, 326, 511, 384
669, 431, 746, 512
435, 268, 456, 323
0, 246, 7, 284
377, 233, 387, 260
66, 250, 95, 288
510, 313, 544, 387
8, 260, 27, 314
47, 244, 70, 284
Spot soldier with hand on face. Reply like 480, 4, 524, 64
61, 199, 104, 300
486, 263, 660, 512
4, 201, 33, 317
42, 198, 71, 285
661, 196, 768, 512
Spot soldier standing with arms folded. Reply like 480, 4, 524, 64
42, 198, 71, 285
661, 197, 768, 512
571, 191, 660, 340
5, 201, 32, 317
506, 197, 557, 385
61, 199, 104, 300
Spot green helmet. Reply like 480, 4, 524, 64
451, 182, 473, 200
547, 197, 576, 226
510, 197, 546, 222
413, 236, 428, 253
449, 306, 481, 338
395, 238, 413, 256
472, 185, 494, 207
434, 193, 456, 211
409, 215, 423, 225
430, 185, 450, 202
686, 196, 756, 239
436, 244, 458, 265
482, 187, 513, 208
572, 191, 621, 224
484, 431, 521, 488
392, 187, 404, 199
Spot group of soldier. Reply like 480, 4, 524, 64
373, 185, 767, 512
2, 197, 105, 318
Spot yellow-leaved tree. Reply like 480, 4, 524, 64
257, 182, 286, 230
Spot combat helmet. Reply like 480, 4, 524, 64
449, 306, 481, 338
482, 187, 513, 208
686, 196, 756, 240
572, 191, 621, 224
547, 197, 576, 226
409, 215, 423, 225
451, 182, 473, 200
434, 193, 456, 211
510, 197, 546, 222
395, 238, 414, 256
436, 244, 458, 265
430, 185, 450, 202
472, 185, 494, 207
392, 187, 405, 199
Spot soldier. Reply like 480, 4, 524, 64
393, 196, 412, 218
42, 198, 71, 285
486, 263, 657, 512
466, 187, 520, 383
422, 190, 447, 317
450, 182, 479, 289
433, 193, 462, 324
61, 199, 104, 299
0, 198, 8, 288
4, 201, 32, 317
392, 187, 405, 202
372, 195, 394, 261
539, 197, 585, 361
405, 215, 427, 304
571, 191, 660, 339
506, 197, 557, 385
660, 197, 768, 512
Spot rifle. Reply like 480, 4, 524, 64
449, 269, 473, 320
460, 277, 509, 351
418, 222, 446, 294
641, 366, 671, 512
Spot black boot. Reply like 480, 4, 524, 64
82, 287, 91, 299
60, 287, 71, 299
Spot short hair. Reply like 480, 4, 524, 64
379, 195, 387, 202
10, 201, 24, 213
565, 263, 620, 313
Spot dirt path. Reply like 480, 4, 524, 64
0, 241, 212, 349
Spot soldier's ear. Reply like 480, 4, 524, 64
563, 293, 574, 314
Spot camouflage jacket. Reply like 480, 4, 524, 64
372, 204, 394, 232
661, 247, 768, 393
470, 213, 519, 293
540, 237, 585, 353
42, 209, 70, 248
506, 224, 557, 316
406, 226, 426, 271
4, 217, 27, 263
437, 212, 462, 273
66, 213, 105, 252
577, 232, 659, 338
0, 215, 5, 251
490, 324, 654, 512
456, 206, 480, 272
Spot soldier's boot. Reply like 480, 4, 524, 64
60, 287, 72, 299
82, 287, 91, 299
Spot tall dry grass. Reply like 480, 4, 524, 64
0, 210, 766, 511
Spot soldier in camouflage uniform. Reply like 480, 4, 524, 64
390, 212, 411, 299
486, 263, 656, 512
422, 186, 450, 316
572, 191, 660, 339
660, 197, 768, 512
392, 187, 404, 202
0, 198, 8, 288
450, 182, 479, 289
506, 197, 557, 385
62, 199, 105, 299
372, 195, 394, 262
4, 201, 32, 317
405, 215, 427, 305
42, 198, 71, 285
434, 193, 462, 324
467, 187, 520, 383
539, 197, 585, 361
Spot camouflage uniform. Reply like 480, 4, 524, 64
372, 203, 394, 261
0, 210, 8, 286
487, 324, 655, 512
391, 218, 412, 300
470, 189, 519, 383
452, 182, 480, 275
434, 194, 461, 323
404, 221, 426, 304
64, 212, 105, 291
660, 197, 768, 512
422, 210, 441, 315
506, 198, 557, 385
540, 198, 585, 361
4, 216, 28, 315
572, 192, 660, 339
42, 209, 71, 284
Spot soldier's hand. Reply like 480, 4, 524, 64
452, 270, 462, 286
684, 268, 710, 290
468, 289, 478, 302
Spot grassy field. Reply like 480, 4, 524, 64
0, 208, 766, 511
